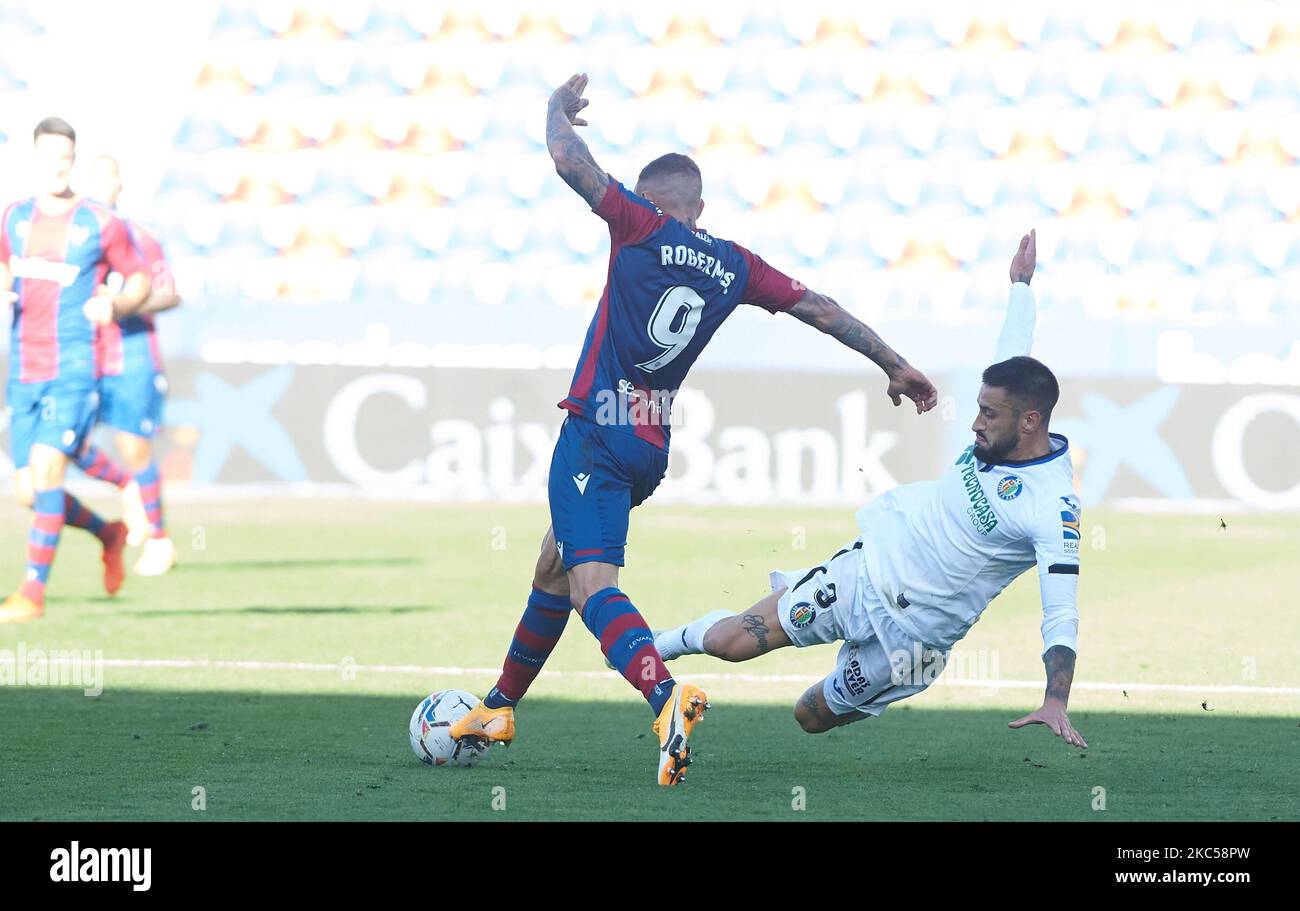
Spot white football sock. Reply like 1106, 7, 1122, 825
656, 610, 735, 660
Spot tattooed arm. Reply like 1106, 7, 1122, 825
788, 288, 939, 413
1044, 644, 1077, 705
546, 73, 609, 209
1008, 645, 1089, 748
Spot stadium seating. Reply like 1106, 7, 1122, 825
67, 0, 1291, 341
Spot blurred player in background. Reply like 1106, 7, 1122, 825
0, 118, 150, 622
451, 74, 939, 785
73, 155, 182, 576
655, 233, 1090, 750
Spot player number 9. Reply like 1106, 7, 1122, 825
636, 286, 706, 373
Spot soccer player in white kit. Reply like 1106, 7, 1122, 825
655, 231, 1090, 749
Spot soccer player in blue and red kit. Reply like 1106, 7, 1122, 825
450, 75, 940, 785
0, 118, 152, 623
74, 155, 182, 577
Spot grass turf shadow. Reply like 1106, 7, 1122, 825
1, 688, 1296, 822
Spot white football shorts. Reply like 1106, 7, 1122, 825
770, 537, 941, 717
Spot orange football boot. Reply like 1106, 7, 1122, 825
448, 702, 516, 745
0, 591, 44, 624
653, 684, 710, 786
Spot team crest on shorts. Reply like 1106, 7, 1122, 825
789, 602, 816, 629
996, 475, 1023, 500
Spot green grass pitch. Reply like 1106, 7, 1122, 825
0, 497, 1296, 821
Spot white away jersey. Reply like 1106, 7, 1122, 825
854, 433, 1081, 655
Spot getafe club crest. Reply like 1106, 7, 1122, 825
789, 602, 816, 629
997, 475, 1023, 500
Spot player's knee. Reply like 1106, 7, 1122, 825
534, 548, 564, 591
116, 435, 150, 472
566, 577, 592, 613
566, 563, 618, 614
701, 626, 742, 662
794, 703, 832, 734
701, 624, 726, 658
14, 485, 34, 510
793, 687, 837, 734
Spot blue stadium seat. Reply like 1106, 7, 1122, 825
928, 119, 994, 165
190, 207, 276, 258
264, 56, 329, 97
1142, 170, 1202, 220
172, 115, 239, 152
209, 1, 274, 42
1250, 64, 1300, 110
728, 5, 795, 46
1131, 224, 1197, 274
944, 61, 1002, 109
1157, 121, 1223, 167
345, 56, 406, 98
1187, 12, 1250, 55
990, 174, 1053, 217
154, 158, 223, 210
295, 159, 372, 207
1019, 61, 1084, 109
1076, 114, 1141, 165
350, 5, 422, 44
1221, 177, 1285, 220
1282, 236, 1300, 269
0, 69, 22, 95
884, 10, 944, 51
1037, 13, 1099, 55
914, 170, 972, 215
363, 211, 425, 262
1095, 63, 1158, 111
1046, 225, 1103, 269
0, 2, 40, 30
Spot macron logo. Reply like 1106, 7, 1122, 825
573, 472, 590, 495
50, 842, 151, 892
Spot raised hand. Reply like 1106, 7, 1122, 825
1010, 228, 1036, 285
550, 73, 591, 128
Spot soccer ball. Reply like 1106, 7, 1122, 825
408, 690, 489, 767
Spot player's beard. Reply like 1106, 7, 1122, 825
973, 431, 1017, 464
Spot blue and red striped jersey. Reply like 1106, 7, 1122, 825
560, 180, 803, 451
96, 220, 169, 379
2, 197, 144, 384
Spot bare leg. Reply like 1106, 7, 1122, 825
533, 526, 569, 598
793, 679, 868, 734
114, 431, 152, 473
699, 588, 793, 660
12, 466, 34, 509
565, 559, 618, 616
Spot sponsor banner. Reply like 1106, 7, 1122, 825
1, 361, 1297, 509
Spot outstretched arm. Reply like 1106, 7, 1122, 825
994, 229, 1037, 361
546, 73, 609, 209
789, 288, 938, 413
1009, 645, 1088, 748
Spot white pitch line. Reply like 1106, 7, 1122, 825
23, 657, 1289, 696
